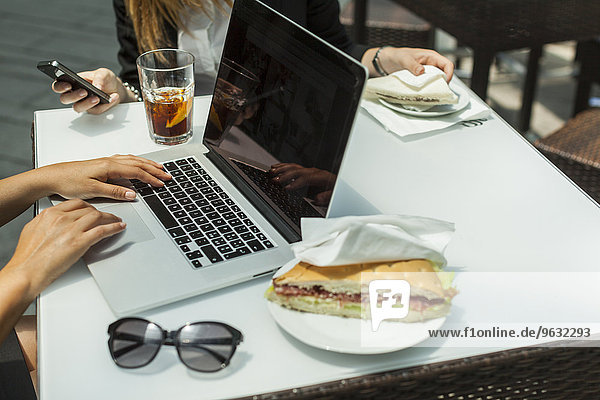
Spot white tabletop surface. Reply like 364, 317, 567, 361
34, 85, 600, 399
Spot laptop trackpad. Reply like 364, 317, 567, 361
85, 203, 155, 262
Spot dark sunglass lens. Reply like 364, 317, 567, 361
109, 320, 163, 368
177, 323, 236, 372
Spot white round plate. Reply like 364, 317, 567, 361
266, 259, 446, 354
378, 83, 470, 117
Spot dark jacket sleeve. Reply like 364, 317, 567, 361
113, 0, 141, 91
113, 0, 179, 91
306, 0, 368, 61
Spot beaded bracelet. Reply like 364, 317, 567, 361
123, 81, 143, 102
372, 46, 391, 76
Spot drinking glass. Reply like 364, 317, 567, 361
137, 49, 195, 145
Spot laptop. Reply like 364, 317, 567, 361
82, 0, 367, 315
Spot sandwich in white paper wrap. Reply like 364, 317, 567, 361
266, 215, 458, 322
364, 65, 458, 110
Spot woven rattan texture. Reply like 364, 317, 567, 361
536, 108, 600, 170
538, 152, 600, 204
344, 25, 432, 49
242, 347, 600, 399
392, 0, 600, 52
534, 108, 600, 203
340, 1, 432, 49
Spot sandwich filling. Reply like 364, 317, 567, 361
364, 66, 458, 107
272, 284, 446, 312
266, 259, 457, 322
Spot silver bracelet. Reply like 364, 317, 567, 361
372, 46, 391, 76
123, 81, 143, 102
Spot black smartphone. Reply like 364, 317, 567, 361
37, 60, 111, 104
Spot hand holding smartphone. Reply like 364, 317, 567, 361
37, 60, 111, 104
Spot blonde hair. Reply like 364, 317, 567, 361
125, 0, 232, 53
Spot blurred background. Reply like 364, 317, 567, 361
0, 0, 119, 267
0, 0, 596, 266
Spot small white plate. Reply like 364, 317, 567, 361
266, 259, 446, 354
378, 83, 470, 118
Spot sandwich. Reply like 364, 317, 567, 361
265, 259, 456, 323
364, 68, 458, 109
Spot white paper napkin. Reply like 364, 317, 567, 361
361, 81, 490, 137
291, 215, 455, 267
390, 65, 447, 89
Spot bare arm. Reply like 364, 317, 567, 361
0, 267, 35, 346
0, 169, 49, 226
0, 154, 171, 227
0, 155, 172, 342
0, 200, 126, 343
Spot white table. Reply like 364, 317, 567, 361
34, 85, 600, 399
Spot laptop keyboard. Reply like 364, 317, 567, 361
232, 160, 321, 227
130, 157, 275, 269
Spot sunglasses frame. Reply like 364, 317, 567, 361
107, 317, 243, 372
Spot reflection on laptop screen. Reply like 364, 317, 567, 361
203, 0, 364, 240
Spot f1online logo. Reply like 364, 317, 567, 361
369, 280, 410, 331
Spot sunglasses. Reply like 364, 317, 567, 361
107, 318, 243, 372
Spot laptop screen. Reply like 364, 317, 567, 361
203, 0, 366, 241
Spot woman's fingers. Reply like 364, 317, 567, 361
59, 88, 89, 105
88, 181, 137, 201
52, 81, 72, 94
111, 154, 165, 170
381, 48, 455, 81
73, 208, 123, 232
400, 55, 425, 76
81, 221, 127, 248
314, 190, 333, 206
284, 177, 308, 190
276, 169, 302, 185
441, 61, 454, 82
419, 52, 454, 81
86, 93, 120, 115
109, 157, 171, 183
52, 198, 94, 213
57, 205, 103, 223
106, 163, 167, 188
271, 163, 302, 174
72, 94, 103, 113
60, 91, 118, 114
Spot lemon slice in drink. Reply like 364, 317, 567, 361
166, 99, 192, 128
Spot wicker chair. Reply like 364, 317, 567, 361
242, 346, 600, 399
534, 108, 600, 203
573, 38, 600, 116
340, 0, 433, 49
379, 0, 600, 133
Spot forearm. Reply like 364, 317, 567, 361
0, 169, 51, 226
0, 266, 36, 344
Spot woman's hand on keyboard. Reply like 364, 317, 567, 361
2, 199, 125, 305
37, 154, 172, 201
